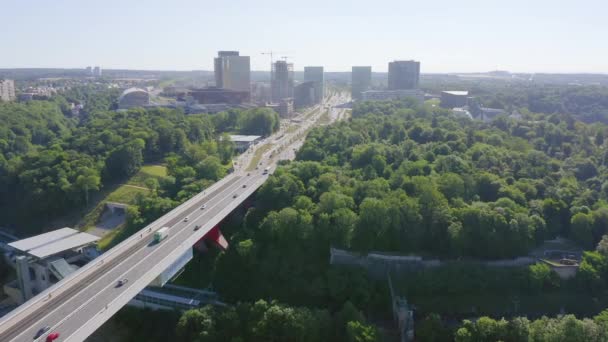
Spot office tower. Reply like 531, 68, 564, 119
93, 66, 102, 77
213, 51, 251, 93
85, 66, 93, 76
388, 60, 420, 89
304, 66, 324, 104
351, 66, 372, 100
271, 60, 294, 102
0, 79, 16, 102
294, 81, 315, 108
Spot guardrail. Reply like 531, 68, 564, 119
0, 172, 238, 333
64, 174, 267, 341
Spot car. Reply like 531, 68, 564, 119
194, 225, 201, 231
184, 217, 189, 222
247, 173, 250, 176
255, 166, 259, 170
46, 333, 60, 342
34, 326, 51, 339
233, 194, 238, 198
200, 204, 207, 210
117, 278, 128, 287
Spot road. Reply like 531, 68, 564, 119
0, 93, 350, 342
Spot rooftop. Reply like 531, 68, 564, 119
8, 228, 100, 259
229, 135, 262, 143
442, 90, 469, 96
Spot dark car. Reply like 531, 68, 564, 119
34, 326, 50, 339
233, 194, 238, 198
116, 279, 128, 287
194, 225, 201, 231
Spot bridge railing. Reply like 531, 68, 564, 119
0, 172, 239, 332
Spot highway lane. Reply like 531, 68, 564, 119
1, 94, 349, 342
51, 173, 266, 342
20, 173, 261, 342
2, 174, 249, 342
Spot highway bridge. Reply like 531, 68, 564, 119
0, 93, 349, 342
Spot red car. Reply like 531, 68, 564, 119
46, 332, 60, 342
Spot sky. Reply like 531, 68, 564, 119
2, 0, 607, 73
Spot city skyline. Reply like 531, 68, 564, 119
2, 0, 607, 74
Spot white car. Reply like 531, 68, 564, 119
200, 204, 207, 210
184, 217, 189, 222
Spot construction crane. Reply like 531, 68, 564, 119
280, 56, 293, 63
261, 51, 283, 68
262, 51, 281, 82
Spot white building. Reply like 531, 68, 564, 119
0, 79, 16, 102
229, 135, 262, 152
452, 107, 473, 120
4, 228, 100, 304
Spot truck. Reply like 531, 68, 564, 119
154, 227, 170, 243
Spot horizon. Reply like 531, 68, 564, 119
2, 67, 607, 76
3, 0, 607, 74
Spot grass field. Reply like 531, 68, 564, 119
319, 109, 330, 125
127, 165, 168, 187
80, 165, 165, 234
246, 144, 272, 171
96, 228, 123, 250
285, 125, 299, 134
105, 185, 148, 203
425, 98, 440, 107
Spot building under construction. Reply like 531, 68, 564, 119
271, 61, 294, 102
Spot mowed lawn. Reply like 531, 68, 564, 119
105, 185, 148, 204
127, 164, 168, 187
80, 164, 167, 235
247, 144, 272, 171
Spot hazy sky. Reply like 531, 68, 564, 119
3, 0, 607, 73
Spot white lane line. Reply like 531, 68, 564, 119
59, 175, 263, 338
0, 174, 241, 334
64, 175, 267, 342
25, 177, 249, 342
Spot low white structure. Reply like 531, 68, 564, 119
452, 107, 473, 119
118, 87, 150, 109
229, 135, 262, 152
361, 89, 425, 103
5, 228, 100, 304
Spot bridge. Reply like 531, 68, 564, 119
0, 93, 349, 342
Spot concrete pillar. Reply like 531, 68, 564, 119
15, 256, 32, 304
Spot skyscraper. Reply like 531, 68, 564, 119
0, 79, 16, 102
271, 60, 294, 102
214, 51, 251, 93
304, 66, 324, 104
93, 66, 102, 77
351, 66, 372, 100
388, 60, 420, 90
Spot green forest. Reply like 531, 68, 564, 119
0, 92, 279, 233
96, 95, 608, 341
5, 85, 608, 341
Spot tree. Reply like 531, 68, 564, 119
346, 321, 378, 342
196, 156, 225, 181
75, 167, 101, 206
104, 140, 144, 180
437, 172, 465, 200
571, 212, 595, 248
